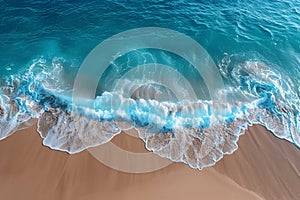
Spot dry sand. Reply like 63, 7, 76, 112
0, 124, 299, 200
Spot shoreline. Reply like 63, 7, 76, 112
0, 124, 299, 199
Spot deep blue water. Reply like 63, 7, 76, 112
0, 0, 299, 169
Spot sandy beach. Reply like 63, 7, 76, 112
0, 124, 299, 200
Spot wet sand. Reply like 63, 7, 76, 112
0, 125, 299, 200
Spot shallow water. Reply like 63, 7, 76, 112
0, 0, 299, 169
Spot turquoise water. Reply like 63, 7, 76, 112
0, 0, 299, 169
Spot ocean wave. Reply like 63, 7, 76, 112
0, 56, 299, 170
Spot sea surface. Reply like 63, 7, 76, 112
0, 0, 299, 169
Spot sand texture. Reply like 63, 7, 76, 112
0, 125, 299, 200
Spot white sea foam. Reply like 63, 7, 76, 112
0, 57, 299, 170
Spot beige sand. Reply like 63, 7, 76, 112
215, 125, 300, 200
0, 124, 299, 200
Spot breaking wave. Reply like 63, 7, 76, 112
0, 54, 299, 170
